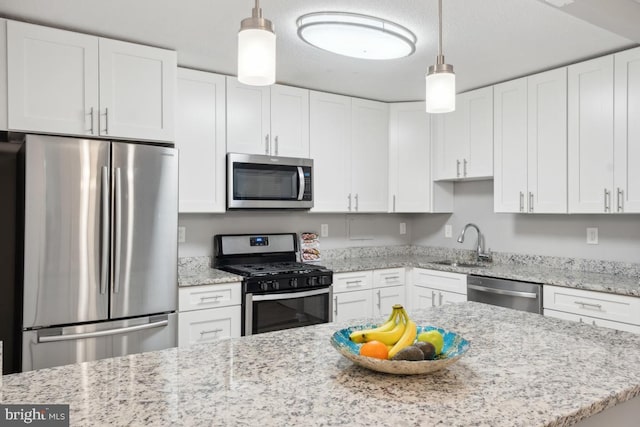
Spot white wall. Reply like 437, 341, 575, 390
178, 212, 413, 257
411, 180, 640, 264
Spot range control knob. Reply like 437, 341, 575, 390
272, 281, 280, 290
307, 276, 317, 286
260, 282, 269, 291
290, 278, 298, 288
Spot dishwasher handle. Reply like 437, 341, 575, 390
467, 284, 538, 299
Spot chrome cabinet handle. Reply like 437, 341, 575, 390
113, 168, 122, 294
265, 135, 270, 155
348, 193, 352, 211
384, 276, 399, 280
355, 194, 359, 212
617, 188, 623, 213
392, 195, 396, 212
439, 292, 443, 306
89, 107, 95, 134
275, 136, 279, 156
200, 295, 223, 302
592, 320, 596, 326
604, 189, 610, 212
529, 192, 534, 213
519, 191, 524, 212
100, 166, 109, 295
431, 291, 436, 307
200, 328, 223, 336
463, 159, 468, 177
377, 290, 381, 309
334, 296, 338, 316
456, 160, 461, 178
103, 108, 109, 135
574, 301, 602, 311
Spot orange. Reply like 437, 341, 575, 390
359, 340, 389, 360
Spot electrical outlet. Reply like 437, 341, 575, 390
320, 224, 329, 237
586, 227, 598, 245
178, 226, 186, 243
445, 224, 452, 238
399, 222, 406, 235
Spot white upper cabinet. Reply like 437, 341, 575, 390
0, 19, 8, 131
388, 102, 452, 213
568, 55, 615, 213
494, 77, 528, 213
226, 78, 310, 158
614, 46, 640, 213
7, 20, 175, 142
351, 98, 389, 212
434, 87, 493, 180
176, 68, 226, 213
309, 91, 352, 212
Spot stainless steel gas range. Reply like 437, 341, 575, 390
213, 233, 333, 336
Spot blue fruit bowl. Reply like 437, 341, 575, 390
330, 324, 470, 375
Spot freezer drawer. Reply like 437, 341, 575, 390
22, 313, 177, 371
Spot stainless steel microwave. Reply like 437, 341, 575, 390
227, 153, 313, 209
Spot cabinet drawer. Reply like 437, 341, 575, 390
412, 268, 467, 294
333, 271, 373, 293
373, 268, 405, 288
544, 308, 640, 334
543, 285, 640, 325
178, 306, 241, 348
179, 282, 242, 312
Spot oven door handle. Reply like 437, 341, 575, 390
250, 287, 332, 302
467, 284, 538, 299
297, 166, 305, 201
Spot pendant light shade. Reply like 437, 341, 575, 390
238, 0, 276, 86
426, 0, 455, 113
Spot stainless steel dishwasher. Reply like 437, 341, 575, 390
467, 275, 542, 314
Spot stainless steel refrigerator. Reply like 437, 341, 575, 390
18, 134, 178, 371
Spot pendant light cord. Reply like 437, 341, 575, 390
438, 0, 443, 57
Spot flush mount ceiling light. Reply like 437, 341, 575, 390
296, 12, 417, 60
425, 0, 455, 113
238, 0, 276, 86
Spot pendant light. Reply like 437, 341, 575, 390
238, 0, 276, 86
425, 0, 455, 113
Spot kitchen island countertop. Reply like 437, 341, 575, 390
2, 302, 640, 426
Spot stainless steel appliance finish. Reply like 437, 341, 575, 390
214, 233, 333, 335
467, 275, 542, 314
20, 134, 178, 371
227, 152, 313, 209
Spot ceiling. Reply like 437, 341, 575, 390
0, 0, 637, 102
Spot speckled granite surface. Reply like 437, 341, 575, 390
2, 302, 639, 426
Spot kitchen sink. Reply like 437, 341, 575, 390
432, 260, 486, 268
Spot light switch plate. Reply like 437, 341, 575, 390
399, 222, 406, 235
445, 224, 452, 238
178, 226, 186, 243
586, 227, 598, 245
320, 224, 329, 237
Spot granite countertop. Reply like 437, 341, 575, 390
2, 302, 640, 426
178, 268, 243, 287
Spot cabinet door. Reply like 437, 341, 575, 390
309, 91, 352, 212
98, 38, 175, 142
270, 84, 309, 157
226, 77, 271, 155
7, 21, 99, 136
439, 290, 466, 305
465, 87, 494, 179
351, 98, 389, 212
176, 69, 226, 213
388, 102, 431, 212
434, 108, 465, 180
333, 290, 372, 323
0, 19, 7, 131
178, 305, 241, 348
614, 47, 640, 213
527, 68, 568, 213
568, 55, 614, 213
493, 77, 528, 213
411, 286, 438, 312
373, 286, 406, 318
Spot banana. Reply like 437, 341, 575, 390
387, 309, 417, 360
349, 306, 401, 343
359, 314, 406, 346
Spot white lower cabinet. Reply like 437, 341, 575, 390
410, 268, 467, 313
178, 282, 242, 348
372, 268, 407, 317
543, 285, 640, 333
334, 289, 373, 323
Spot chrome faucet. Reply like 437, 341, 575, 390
457, 223, 491, 262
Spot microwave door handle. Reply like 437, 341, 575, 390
297, 167, 305, 200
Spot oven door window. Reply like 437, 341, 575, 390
233, 163, 300, 200
249, 291, 330, 335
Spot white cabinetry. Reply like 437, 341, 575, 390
614, 47, 640, 213
544, 285, 640, 334
333, 271, 373, 323
0, 19, 7, 131
178, 282, 242, 348
388, 102, 453, 213
176, 69, 226, 213
226, 77, 309, 158
434, 87, 493, 180
568, 55, 615, 213
7, 20, 175, 142
410, 269, 467, 313
372, 268, 406, 317
494, 68, 568, 213
309, 91, 352, 212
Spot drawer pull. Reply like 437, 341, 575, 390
200, 328, 223, 336
431, 291, 436, 307
574, 301, 602, 311
383, 276, 400, 280
200, 295, 223, 302
345, 280, 362, 288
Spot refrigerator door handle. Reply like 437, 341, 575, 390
113, 167, 122, 294
38, 318, 169, 343
100, 166, 110, 294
